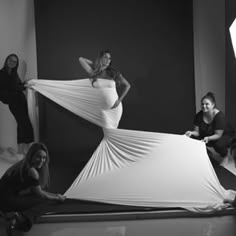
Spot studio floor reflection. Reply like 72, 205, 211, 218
28, 214, 236, 236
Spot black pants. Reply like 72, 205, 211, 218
0, 193, 62, 232
207, 135, 233, 157
8, 93, 34, 144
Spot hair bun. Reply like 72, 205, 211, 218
206, 92, 215, 100
206, 91, 214, 97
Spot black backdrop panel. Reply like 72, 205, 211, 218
34, 1, 195, 173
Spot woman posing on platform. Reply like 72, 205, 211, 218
0, 54, 34, 155
79, 49, 131, 109
185, 92, 235, 164
0, 142, 66, 234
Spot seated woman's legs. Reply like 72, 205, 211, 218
212, 135, 232, 157
207, 135, 232, 164
4, 194, 56, 232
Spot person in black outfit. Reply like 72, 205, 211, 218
0, 54, 34, 154
185, 92, 235, 164
0, 142, 66, 235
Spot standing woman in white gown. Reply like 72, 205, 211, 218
78, 50, 131, 110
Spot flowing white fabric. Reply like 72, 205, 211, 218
230, 18, 236, 58
28, 79, 122, 129
27, 78, 235, 212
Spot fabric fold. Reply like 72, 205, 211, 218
23, 78, 236, 212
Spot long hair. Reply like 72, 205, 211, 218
5, 142, 50, 189
91, 49, 118, 85
24, 142, 50, 188
1, 54, 19, 78
201, 92, 216, 108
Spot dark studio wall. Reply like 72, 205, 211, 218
226, 0, 236, 130
34, 1, 195, 166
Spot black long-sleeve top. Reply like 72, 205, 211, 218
0, 69, 25, 104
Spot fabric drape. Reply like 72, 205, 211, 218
15, 78, 236, 212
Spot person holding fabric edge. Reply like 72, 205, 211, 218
23, 56, 236, 212
79, 49, 130, 108
0, 54, 34, 156
185, 92, 235, 164
0, 142, 66, 235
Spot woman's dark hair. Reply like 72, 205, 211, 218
5, 142, 50, 189
201, 92, 216, 107
24, 142, 50, 188
91, 49, 119, 85
2, 54, 19, 78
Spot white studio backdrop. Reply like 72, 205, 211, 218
0, 0, 38, 164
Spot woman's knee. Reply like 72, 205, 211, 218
213, 142, 228, 157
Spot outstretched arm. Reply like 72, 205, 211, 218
78, 57, 94, 76
29, 168, 66, 202
202, 130, 224, 143
111, 74, 131, 109
31, 185, 66, 202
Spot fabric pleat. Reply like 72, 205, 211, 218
23, 78, 236, 212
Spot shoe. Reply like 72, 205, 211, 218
5, 212, 32, 234
5, 216, 17, 236
5, 212, 25, 235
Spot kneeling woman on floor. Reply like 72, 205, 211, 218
185, 92, 235, 164
0, 142, 66, 234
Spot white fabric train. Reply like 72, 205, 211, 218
27, 78, 235, 212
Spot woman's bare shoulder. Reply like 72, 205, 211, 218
28, 167, 39, 179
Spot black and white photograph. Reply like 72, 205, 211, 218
0, 0, 236, 235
